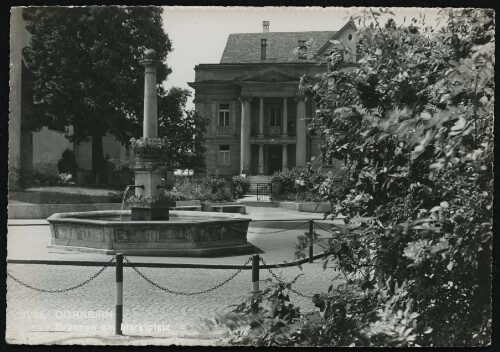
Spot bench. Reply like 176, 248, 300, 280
210, 204, 246, 215
171, 200, 202, 211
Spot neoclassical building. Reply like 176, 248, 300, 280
188, 21, 356, 177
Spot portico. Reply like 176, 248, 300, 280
240, 94, 306, 174
237, 67, 308, 175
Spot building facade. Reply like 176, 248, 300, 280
188, 21, 356, 177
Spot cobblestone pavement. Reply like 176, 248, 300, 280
7, 258, 343, 345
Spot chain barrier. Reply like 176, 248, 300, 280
313, 221, 342, 234
259, 257, 313, 299
7, 256, 115, 293
124, 256, 253, 296
230, 220, 308, 235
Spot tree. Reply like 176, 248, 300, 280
22, 6, 172, 173
211, 8, 493, 346
158, 87, 208, 173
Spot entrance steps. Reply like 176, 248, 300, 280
246, 175, 272, 194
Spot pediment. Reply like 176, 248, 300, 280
236, 67, 301, 83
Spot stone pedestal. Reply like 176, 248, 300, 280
127, 198, 176, 221
128, 159, 174, 221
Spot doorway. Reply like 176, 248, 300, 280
268, 145, 282, 175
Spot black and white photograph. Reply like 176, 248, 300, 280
5, 5, 495, 347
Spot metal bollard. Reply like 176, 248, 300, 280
115, 253, 123, 335
252, 254, 260, 292
309, 219, 314, 263
251, 254, 260, 313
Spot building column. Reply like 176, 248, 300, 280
295, 97, 307, 167
282, 97, 288, 137
259, 98, 264, 137
240, 98, 251, 174
258, 144, 264, 174
282, 144, 288, 171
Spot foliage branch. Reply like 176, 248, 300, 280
208, 8, 493, 347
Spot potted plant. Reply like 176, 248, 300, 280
130, 137, 168, 160
270, 173, 283, 195
125, 194, 176, 221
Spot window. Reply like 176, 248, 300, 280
218, 145, 230, 165
298, 40, 307, 59
270, 107, 281, 127
219, 104, 230, 126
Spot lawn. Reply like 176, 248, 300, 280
9, 186, 124, 204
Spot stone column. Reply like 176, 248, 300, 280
282, 97, 288, 137
295, 98, 307, 167
139, 50, 159, 138
258, 144, 264, 174
240, 98, 251, 174
259, 98, 264, 137
282, 144, 288, 171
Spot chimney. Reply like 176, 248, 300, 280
261, 39, 267, 60
262, 21, 270, 33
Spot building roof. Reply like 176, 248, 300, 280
220, 31, 337, 64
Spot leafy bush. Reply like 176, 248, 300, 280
232, 176, 250, 198
212, 8, 493, 347
57, 149, 77, 174
58, 173, 73, 184
104, 154, 130, 172
165, 173, 233, 202
129, 137, 167, 154
270, 166, 347, 203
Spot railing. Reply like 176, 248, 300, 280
7, 219, 343, 335
269, 126, 282, 136
256, 183, 271, 202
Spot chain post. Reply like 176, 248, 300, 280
252, 254, 260, 293
251, 254, 260, 313
115, 253, 123, 335
309, 219, 314, 263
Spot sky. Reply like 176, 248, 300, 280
161, 7, 444, 109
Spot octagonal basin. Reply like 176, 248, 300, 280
47, 210, 254, 257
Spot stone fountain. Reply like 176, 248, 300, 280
47, 50, 253, 257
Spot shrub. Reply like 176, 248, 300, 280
104, 154, 130, 172
57, 149, 77, 174
232, 176, 250, 198
210, 8, 493, 347
58, 173, 73, 184
165, 173, 233, 202
270, 166, 329, 203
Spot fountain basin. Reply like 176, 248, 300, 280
47, 210, 254, 257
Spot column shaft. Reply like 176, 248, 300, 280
296, 98, 307, 167
282, 144, 288, 171
143, 65, 158, 138
259, 98, 264, 137
258, 144, 264, 174
282, 97, 288, 136
240, 99, 251, 173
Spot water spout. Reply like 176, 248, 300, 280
120, 185, 144, 221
